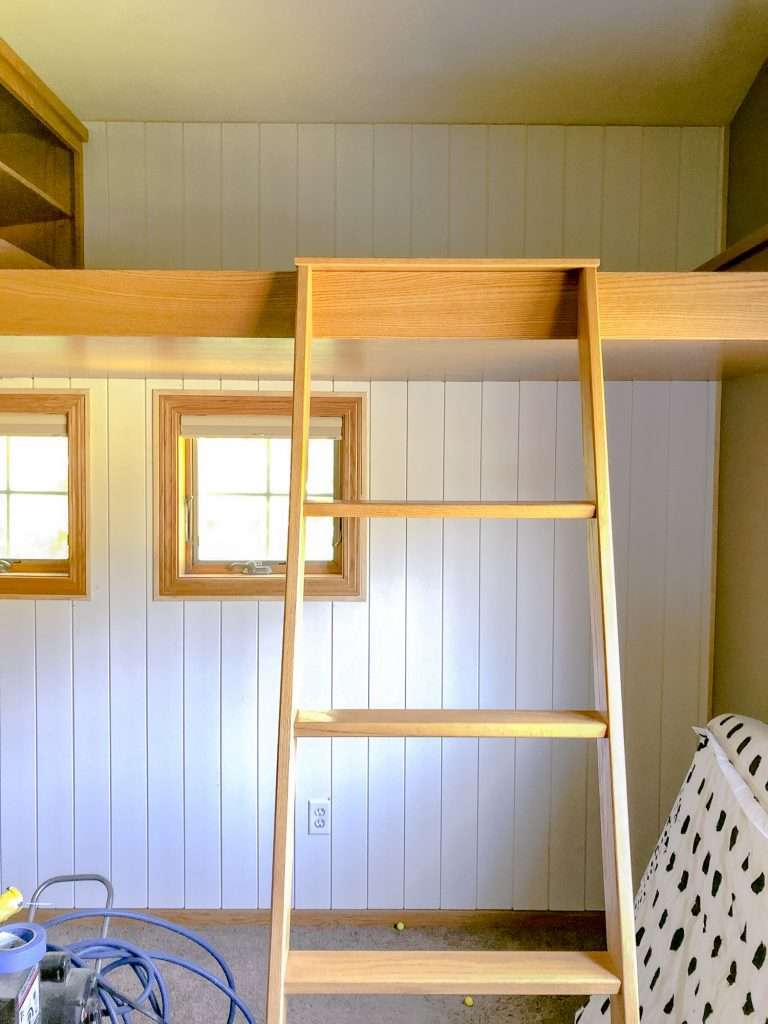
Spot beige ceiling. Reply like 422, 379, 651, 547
4, 0, 767, 125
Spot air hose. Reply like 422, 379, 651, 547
43, 908, 255, 1024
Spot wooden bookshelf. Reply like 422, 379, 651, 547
0, 39, 87, 267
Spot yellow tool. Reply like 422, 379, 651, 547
0, 887, 23, 924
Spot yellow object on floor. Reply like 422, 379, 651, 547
0, 887, 23, 923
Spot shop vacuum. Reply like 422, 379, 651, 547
0, 875, 255, 1024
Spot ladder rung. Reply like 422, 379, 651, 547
304, 500, 596, 520
285, 950, 620, 995
294, 709, 608, 739
295, 257, 600, 271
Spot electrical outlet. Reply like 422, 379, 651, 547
308, 798, 331, 835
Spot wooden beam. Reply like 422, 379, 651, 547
0, 269, 767, 341
305, 499, 595, 519
295, 709, 608, 738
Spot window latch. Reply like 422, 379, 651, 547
228, 561, 273, 576
0, 559, 19, 573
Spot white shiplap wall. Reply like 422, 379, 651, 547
82, 123, 724, 270
0, 377, 718, 911
0, 122, 723, 910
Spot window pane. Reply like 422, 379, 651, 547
9, 494, 68, 558
9, 436, 68, 492
268, 439, 291, 494
0, 498, 7, 555
196, 437, 267, 495
0, 438, 7, 491
267, 494, 288, 561
307, 439, 336, 496
306, 517, 335, 561
197, 494, 267, 561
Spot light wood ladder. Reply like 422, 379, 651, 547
266, 258, 640, 1024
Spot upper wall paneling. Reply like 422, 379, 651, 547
83, 123, 725, 272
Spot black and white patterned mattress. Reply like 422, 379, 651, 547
577, 714, 768, 1022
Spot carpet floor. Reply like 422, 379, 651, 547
47, 916, 605, 1023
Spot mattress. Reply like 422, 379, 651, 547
576, 714, 768, 1022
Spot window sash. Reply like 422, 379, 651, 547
180, 414, 342, 439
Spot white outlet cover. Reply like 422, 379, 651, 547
308, 798, 331, 835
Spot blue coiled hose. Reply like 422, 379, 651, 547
44, 908, 255, 1024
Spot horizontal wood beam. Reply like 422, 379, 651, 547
0, 269, 767, 341
305, 500, 596, 519
295, 708, 608, 738
0, 269, 767, 379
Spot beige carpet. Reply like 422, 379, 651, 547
48, 916, 605, 1023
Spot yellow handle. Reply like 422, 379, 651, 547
0, 887, 23, 924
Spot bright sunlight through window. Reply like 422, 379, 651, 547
0, 435, 69, 559
195, 437, 336, 563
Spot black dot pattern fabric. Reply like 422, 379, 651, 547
576, 715, 768, 1022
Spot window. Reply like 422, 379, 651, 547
156, 391, 365, 598
0, 392, 87, 597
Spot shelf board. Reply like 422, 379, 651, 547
304, 500, 596, 519
0, 239, 51, 269
0, 158, 70, 227
295, 709, 609, 739
285, 950, 621, 995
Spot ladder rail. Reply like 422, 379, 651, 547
266, 264, 315, 1024
577, 266, 640, 1022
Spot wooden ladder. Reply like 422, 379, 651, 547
266, 258, 640, 1024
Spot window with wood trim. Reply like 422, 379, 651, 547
156, 391, 365, 598
0, 391, 87, 597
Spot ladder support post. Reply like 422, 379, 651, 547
577, 265, 640, 1023
266, 264, 315, 1024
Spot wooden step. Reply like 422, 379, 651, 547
304, 500, 596, 520
295, 708, 608, 739
296, 257, 600, 271
284, 950, 620, 995
0, 239, 51, 269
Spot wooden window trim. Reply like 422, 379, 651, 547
0, 390, 87, 598
155, 390, 366, 599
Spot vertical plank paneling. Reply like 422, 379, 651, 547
297, 125, 335, 257
258, 600, 283, 907
477, 382, 519, 908
549, 383, 591, 909
624, 383, 671, 877
295, 602, 333, 907
331, 380, 371, 909
146, 378, 185, 907
449, 127, 487, 257
441, 383, 482, 908
411, 126, 450, 256
639, 128, 681, 271
108, 379, 148, 906
601, 127, 643, 270
564, 127, 603, 260
335, 125, 374, 256
105, 123, 146, 268
404, 382, 444, 908
0, 601, 36, 895
487, 127, 526, 257
374, 125, 411, 257
222, 124, 260, 269
525, 126, 565, 257
183, 124, 222, 269
220, 603, 259, 907
183, 603, 222, 907
260, 125, 297, 270
72, 378, 111, 906
659, 383, 711, 821
514, 382, 556, 909
677, 127, 724, 268
367, 381, 407, 907
34, 375, 74, 905
146, 124, 184, 268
